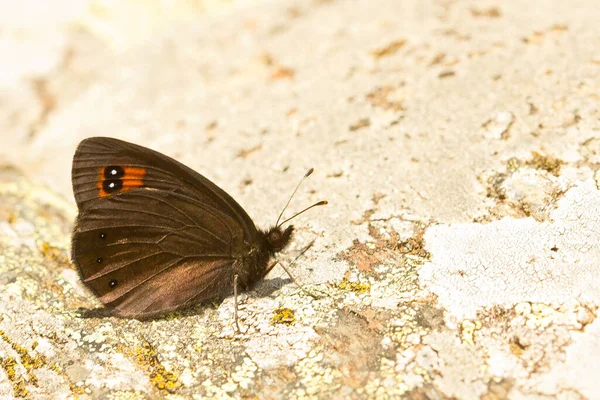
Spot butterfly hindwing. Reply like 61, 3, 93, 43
104, 257, 236, 318
71, 137, 256, 318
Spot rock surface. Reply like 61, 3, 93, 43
1, 0, 600, 398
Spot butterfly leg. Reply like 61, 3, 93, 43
279, 261, 325, 300
263, 259, 306, 292
263, 261, 279, 276
278, 240, 326, 300
234, 274, 241, 333
278, 262, 302, 290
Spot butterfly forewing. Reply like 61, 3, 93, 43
71, 137, 258, 318
72, 137, 258, 238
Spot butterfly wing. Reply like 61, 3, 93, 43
72, 137, 258, 237
71, 137, 257, 318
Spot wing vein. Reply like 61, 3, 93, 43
178, 267, 231, 311
125, 192, 230, 245
84, 252, 164, 281
109, 258, 232, 306
91, 204, 189, 227
153, 190, 236, 249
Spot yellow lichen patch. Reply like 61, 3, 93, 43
460, 319, 482, 346
526, 151, 563, 176
50, 364, 86, 395
120, 342, 180, 393
270, 308, 296, 326
337, 278, 371, 294
0, 330, 46, 386
505, 152, 564, 176
39, 241, 69, 265
0, 330, 84, 397
515, 302, 558, 329
506, 157, 520, 172
509, 340, 526, 358
0, 356, 29, 398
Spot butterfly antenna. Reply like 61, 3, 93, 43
275, 168, 314, 227
275, 168, 328, 228
278, 200, 328, 227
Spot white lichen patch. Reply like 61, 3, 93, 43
420, 179, 600, 320
199, 378, 234, 399
230, 357, 258, 390
291, 348, 342, 398
368, 264, 420, 309
497, 168, 564, 221
528, 315, 600, 398
239, 292, 323, 370
82, 322, 115, 345
363, 357, 409, 398
104, 391, 148, 400
0, 178, 72, 253
422, 330, 489, 399
86, 353, 149, 393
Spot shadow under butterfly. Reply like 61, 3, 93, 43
70, 137, 326, 330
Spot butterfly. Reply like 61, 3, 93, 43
71, 137, 325, 321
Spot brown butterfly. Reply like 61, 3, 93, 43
71, 137, 325, 321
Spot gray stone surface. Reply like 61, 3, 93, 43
1, 0, 600, 398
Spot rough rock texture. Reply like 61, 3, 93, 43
1, 0, 600, 398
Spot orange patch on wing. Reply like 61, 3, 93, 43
122, 167, 146, 191
97, 166, 147, 198
121, 167, 147, 191
97, 168, 109, 198
123, 167, 146, 179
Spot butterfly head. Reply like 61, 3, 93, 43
264, 225, 294, 254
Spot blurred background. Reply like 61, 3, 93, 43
1, 0, 598, 233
